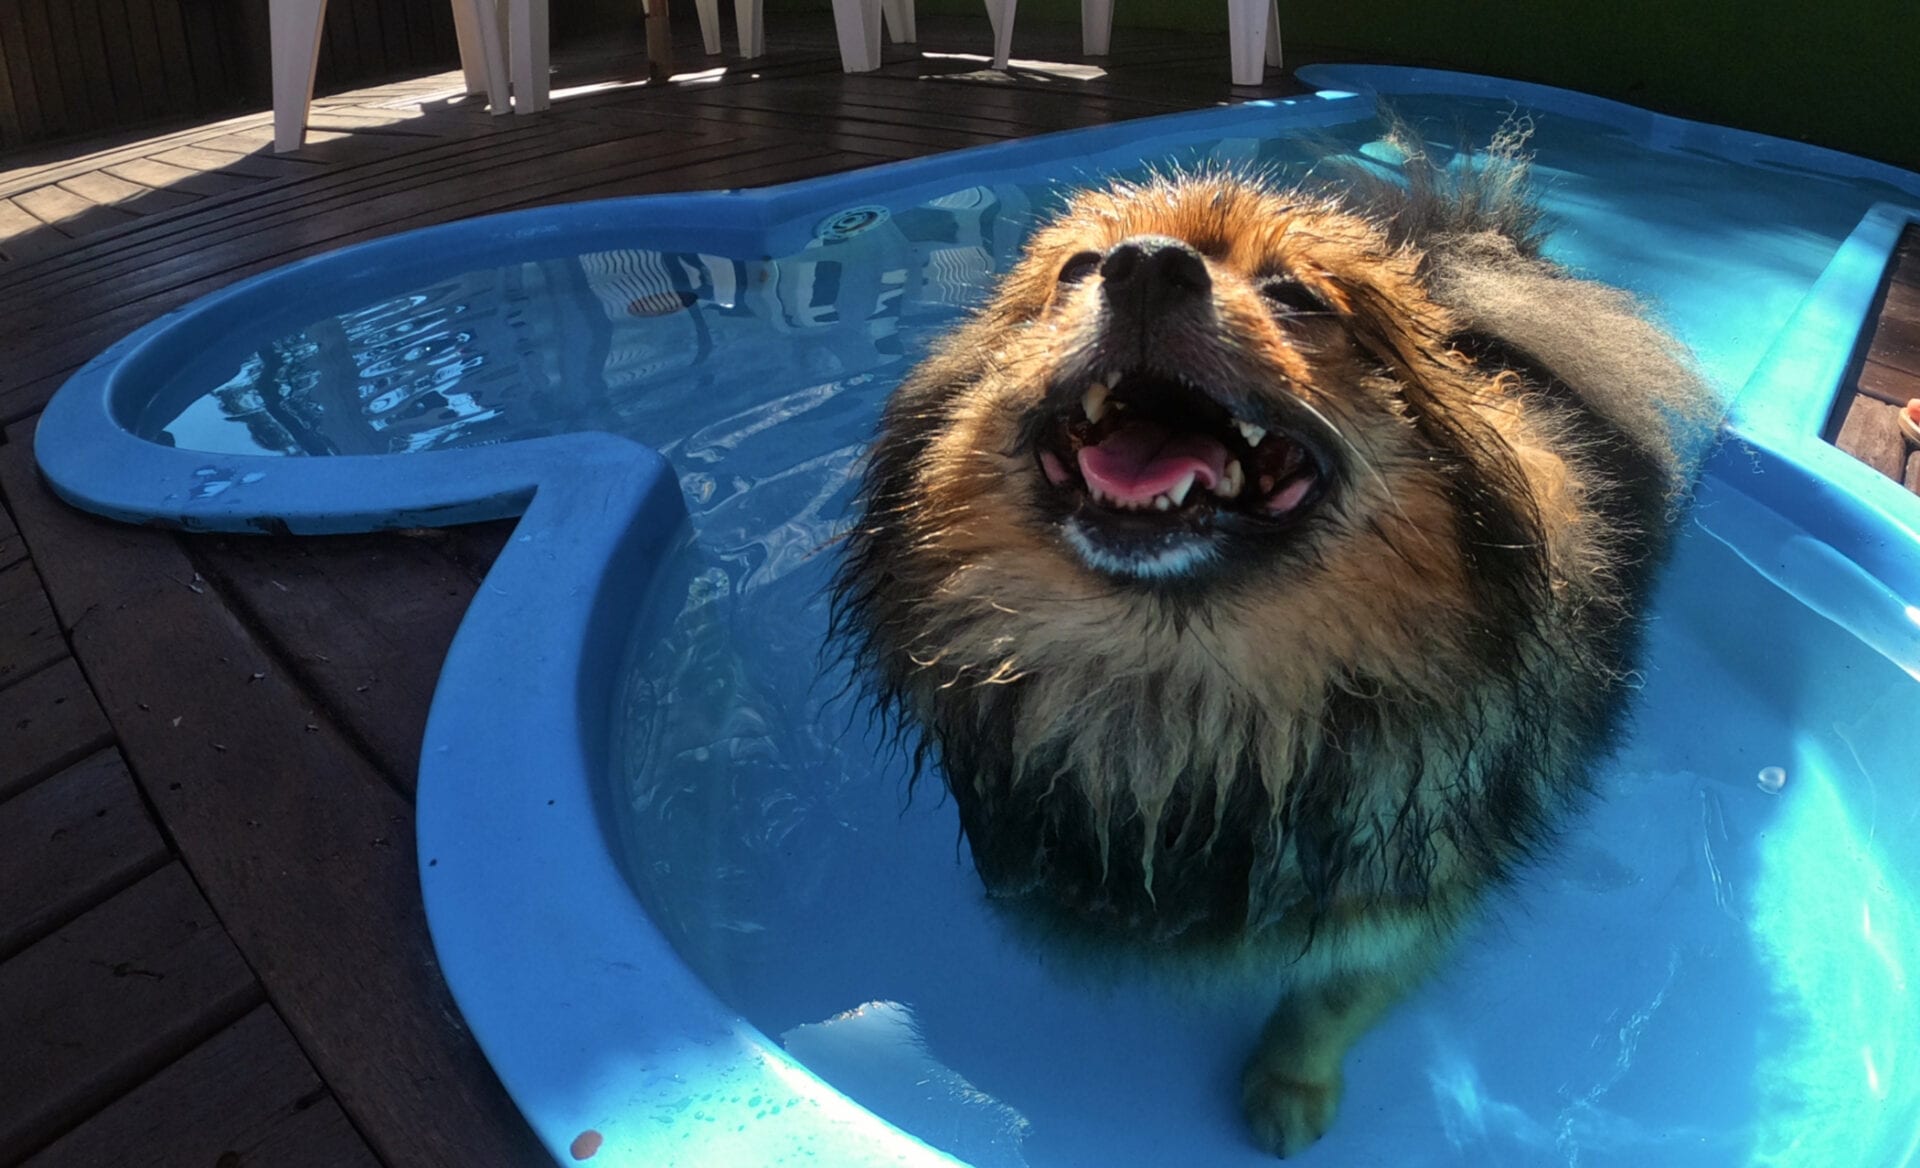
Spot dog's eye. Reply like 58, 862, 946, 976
1057, 250, 1103, 285
1256, 276, 1327, 316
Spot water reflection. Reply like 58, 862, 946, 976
147, 96, 1916, 466
152, 185, 1028, 458
141, 94, 1885, 461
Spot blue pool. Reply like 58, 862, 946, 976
36, 66, 1920, 1167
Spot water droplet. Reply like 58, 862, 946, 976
1757, 765, 1787, 794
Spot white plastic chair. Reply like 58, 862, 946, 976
271, 0, 508, 151
829, 0, 917, 73
504, 0, 766, 116
646, 0, 766, 59
983, 0, 1282, 83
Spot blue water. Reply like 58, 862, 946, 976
611, 480, 1920, 1168
138, 98, 1912, 460
133, 95, 1920, 1166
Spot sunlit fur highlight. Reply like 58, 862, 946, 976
831, 133, 1716, 1154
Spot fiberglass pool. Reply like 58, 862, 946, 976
35, 66, 1920, 1168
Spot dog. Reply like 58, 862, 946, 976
829, 129, 1715, 1157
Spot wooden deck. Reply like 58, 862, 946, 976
0, 15, 1315, 1165
0, 14, 1916, 1165
1830, 226, 1920, 489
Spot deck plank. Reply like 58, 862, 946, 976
0, 116, 629, 309
21, 1005, 382, 1168
146, 143, 325, 181
1832, 226, 1920, 474
0, 118, 606, 305
10, 184, 139, 238
1834, 394, 1909, 480
1861, 356, 1920, 405
0, 657, 114, 803
0, 424, 550, 1168
0, 496, 23, 568
0, 864, 262, 1162
102, 156, 265, 198
0, 747, 169, 961
0, 196, 54, 248
192, 528, 500, 793
0, 558, 66, 689
57, 169, 201, 214
1868, 276, 1920, 379
0, 120, 676, 324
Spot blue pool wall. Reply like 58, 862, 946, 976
31, 65, 1920, 1167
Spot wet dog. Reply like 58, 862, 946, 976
830, 132, 1714, 1156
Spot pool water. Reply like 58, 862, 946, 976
90, 84, 1920, 1166
136, 97, 1912, 461
609, 452, 1920, 1168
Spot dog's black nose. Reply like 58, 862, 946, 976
1100, 236, 1211, 311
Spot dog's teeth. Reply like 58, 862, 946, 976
1215, 460, 1244, 499
1235, 420, 1267, 447
1167, 473, 1195, 507
1083, 383, 1110, 424
1154, 494, 1172, 511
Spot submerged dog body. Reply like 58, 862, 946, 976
832, 137, 1713, 1155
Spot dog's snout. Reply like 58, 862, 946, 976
1101, 236, 1211, 311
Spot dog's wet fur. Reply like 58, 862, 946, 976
830, 128, 1715, 1156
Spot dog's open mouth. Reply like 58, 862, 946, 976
1034, 369, 1331, 576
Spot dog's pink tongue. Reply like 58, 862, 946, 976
1078, 421, 1229, 505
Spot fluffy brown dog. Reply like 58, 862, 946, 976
831, 135, 1714, 1156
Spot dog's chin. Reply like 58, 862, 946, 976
1028, 365, 1336, 583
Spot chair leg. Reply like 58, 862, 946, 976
694, 0, 722, 54
1265, 0, 1282, 67
1226, 0, 1267, 85
881, 0, 916, 44
1081, 0, 1113, 56
508, 0, 550, 112
985, 0, 1016, 68
461, 0, 510, 114
450, 0, 487, 95
830, 0, 883, 71
269, 0, 329, 153
734, 0, 765, 57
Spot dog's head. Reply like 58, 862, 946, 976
857, 172, 1546, 630
834, 172, 1570, 933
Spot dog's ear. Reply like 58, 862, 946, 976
1320, 252, 1553, 639
1313, 252, 1467, 402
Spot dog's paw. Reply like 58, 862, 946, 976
1242, 1062, 1341, 1159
